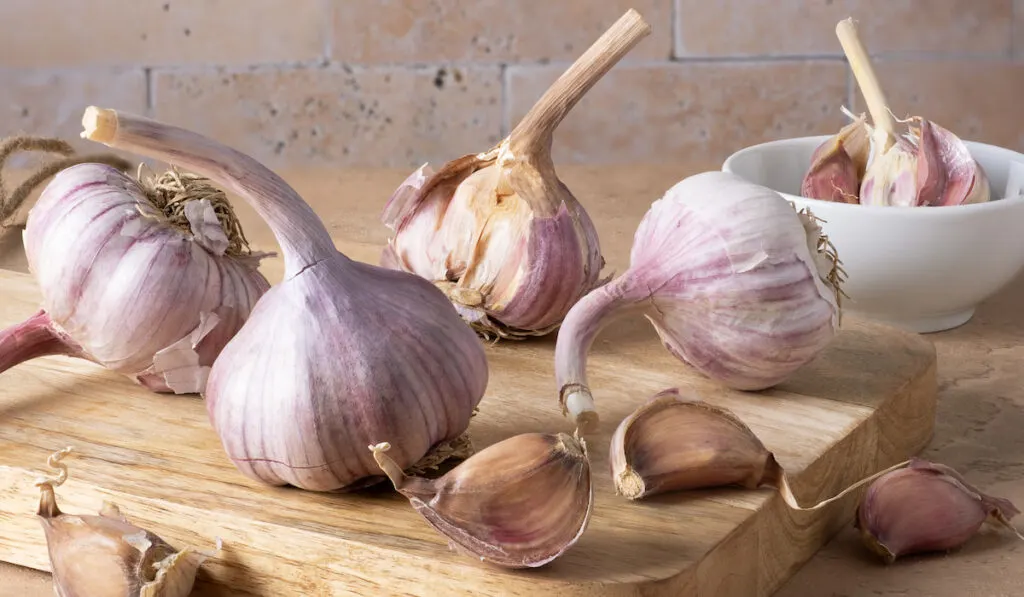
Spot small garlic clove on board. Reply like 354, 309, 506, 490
555, 171, 843, 431
856, 459, 1024, 563
609, 388, 776, 499
800, 111, 869, 203
370, 432, 593, 568
380, 10, 651, 340
34, 448, 212, 597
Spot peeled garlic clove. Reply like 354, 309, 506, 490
556, 171, 842, 429
0, 136, 270, 394
83, 108, 489, 492
610, 388, 776, 499
381, 11, 651, 340
371, 432, 593, 568
856, 459, 1023, 563
34, 448, 210, 597
801, 112, 870, 203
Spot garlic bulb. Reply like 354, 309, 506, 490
800, 110, 869, 203
555, 171, 842, 430
380, 10, 651, 339
835, 18, 990, 207
34, 448, 212, 597
82, 107, 489, 492
371, 432, 592, 568
0, 136, 270, 394
856, 459, 1024, 563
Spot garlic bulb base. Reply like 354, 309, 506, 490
613, 467, 646, 500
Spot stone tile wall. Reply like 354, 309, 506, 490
1, 1, 1020, 168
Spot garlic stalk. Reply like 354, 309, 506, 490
34, 447, 214, 597
555, 171, 843, 431
835, 18, 990, 207
856, 459, 1024, 563
380, 10, 651, 340
82, 107, 489, 492
609, 388, 905, 510
0, 135, 271, 394
371, 432, 592, 568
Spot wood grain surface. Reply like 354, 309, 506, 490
0, 166, 937, 595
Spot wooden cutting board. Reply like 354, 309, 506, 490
0, 259, 935, 596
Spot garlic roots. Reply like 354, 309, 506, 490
555, 171, 842, 430
0, 135, 271, 395
856, 459, 1024, 563
802, 18, 991, 207
371, 432, 592, 568
35, 448, 212, 597
609, 389, 908, 512
82, 107, 489, 492
379, 10, 651, 340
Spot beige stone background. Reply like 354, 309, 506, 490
1, 0, 1022, 170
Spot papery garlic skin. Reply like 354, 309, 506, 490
8, 163, 269, 393
801, 112, 870, 203
206, 258, 489, 491
556, 171, 841, 429
372, 432, 593, 568
83, 107, 490, 493
856, 459, 1021, 563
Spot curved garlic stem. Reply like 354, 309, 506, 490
554, 274, 649, 432
836, 18, 895, 149
508, 9, 650, 157
774, 459, 911, 511
81, 107, 337, 279
369, 442, 438, 496
0, 311, 82, 376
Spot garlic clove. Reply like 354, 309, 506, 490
913, 118, 991, 207
610, 388, 775, 499
371, 432, 593, 568
801, 112, 870, 203
380, 11, 650, 340
859, 135, 920, 207
856, 458, 1023, 563
34, 448, 211, 597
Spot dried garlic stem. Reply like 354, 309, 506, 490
81, 107, 335, 278
555, 275, 650, 432
0, 136, 130, 226
509, 9, 650, 157
0, 310, 84, 375
835, 18, 895, 149
771, 458, 912, 511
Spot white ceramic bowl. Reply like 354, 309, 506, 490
722, 136, 1024, 333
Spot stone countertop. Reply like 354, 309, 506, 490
1, 164, 1021, 596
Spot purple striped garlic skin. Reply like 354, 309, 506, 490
2, 163, 270, 393
82, 107, 490, 492
556, 171, 841, 430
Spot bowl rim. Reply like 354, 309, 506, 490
721, 135, 1024, 216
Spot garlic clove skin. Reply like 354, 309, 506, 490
35, 449, 209, 597
856, 459, 1021, 563
801, 112, 870, 203
556, 171, 842, 429
913, 118, 991, 207
3, 161, 271, 394
83, 107, 490, 493
371, 432, 593, 568
610, 388, 776, 499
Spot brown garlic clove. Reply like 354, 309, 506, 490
801, 112, 870, 203
609, 389, 778, 499
856, 458, 1024, 563
34, 448, 212, 597
371, 432, 593, 568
